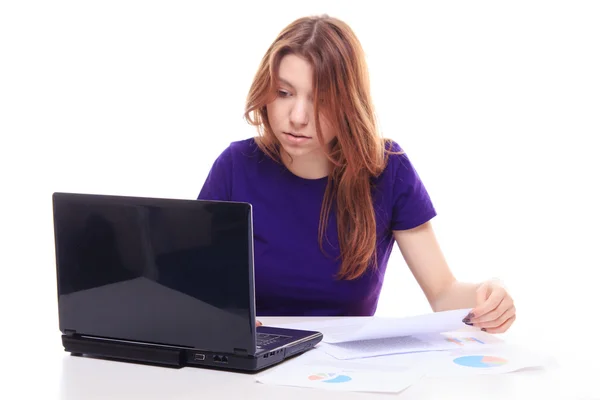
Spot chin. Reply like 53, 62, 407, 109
279, 145, 313, 159
277, 140, 316, 155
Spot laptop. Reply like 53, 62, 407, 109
52, 192, 323, 372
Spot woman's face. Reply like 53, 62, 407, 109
266, 54, 335, 160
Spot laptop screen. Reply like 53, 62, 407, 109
52, 193, 257, 354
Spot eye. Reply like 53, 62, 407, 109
277, 89, 291, 97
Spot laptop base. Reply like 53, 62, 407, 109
61, 333, 318, 372
62, 335, 187, 368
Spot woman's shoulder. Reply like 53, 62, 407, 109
380, 138, 412, 177
375, 137, 430, 196
198, 137, 267, 201
377, 138, 437, 229
220, 137, 262, 157
208, 137, 268, 168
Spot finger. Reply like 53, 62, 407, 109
475, 305, 516, 329
255, 320, 263, 327
475, 282, 489, 307
472, 288, 504, 318
462, 283, 490, 322
471, 297, 513, 324
482, 314, 516, 334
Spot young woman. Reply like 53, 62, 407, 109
198, 15, 516, 333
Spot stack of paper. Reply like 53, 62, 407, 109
257, 309, 550, 393
319, 330, 505, 360
270, 308, 481, 360
275, 308, 472, 344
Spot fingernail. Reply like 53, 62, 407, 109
481, 328, 487, 332
466, 313, 474, 319
462, 318, 472, 325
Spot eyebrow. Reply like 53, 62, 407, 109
278, 77, 295, 88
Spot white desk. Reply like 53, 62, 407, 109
17, 317, 599, 400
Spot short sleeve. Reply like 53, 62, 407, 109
197, 145, 233, 201
389, 143, 437, 230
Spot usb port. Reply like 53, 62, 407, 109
194, 353, 205, 361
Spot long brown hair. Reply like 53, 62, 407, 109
244, 15, 394, 280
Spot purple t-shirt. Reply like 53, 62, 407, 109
197, 138, 436, 316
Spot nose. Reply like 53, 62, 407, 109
289, 99, 309, 127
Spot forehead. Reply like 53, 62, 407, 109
277, 54, 314, 93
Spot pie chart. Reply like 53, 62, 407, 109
453, 355, 508, 368
308, 372, 352, 383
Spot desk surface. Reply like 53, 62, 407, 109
13, 317, 599, 400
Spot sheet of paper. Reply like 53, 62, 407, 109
271, 308, 472, 343
422, 344, 551, 376
255, 337, 548, 394
339, 342, 550, 377
278, 341, 435, 370
255, 360, 424, 393
319, 330, 504, 360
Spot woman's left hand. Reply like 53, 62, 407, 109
464, 280, 516, 333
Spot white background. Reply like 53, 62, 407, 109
1, 1, 599, 398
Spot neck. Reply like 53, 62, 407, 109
281, 149, 331, 180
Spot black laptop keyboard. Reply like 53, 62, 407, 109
256, 333, 290, 347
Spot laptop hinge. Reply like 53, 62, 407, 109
64, 329, 76, 337
233, 348, 248, 356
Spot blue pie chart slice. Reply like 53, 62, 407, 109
324, 374, 352, 383
453, 355, 508, 368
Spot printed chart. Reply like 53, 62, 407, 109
256, 363, 422, 393
444, 336, 486, 346
452, 355, 508, 368
424, 347, 547, 377
308, 372, 353, 383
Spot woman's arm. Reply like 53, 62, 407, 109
393, 222, 516, 333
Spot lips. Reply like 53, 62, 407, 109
285, 132, 310, 139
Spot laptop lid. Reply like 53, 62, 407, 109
52, 192, 258, 356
